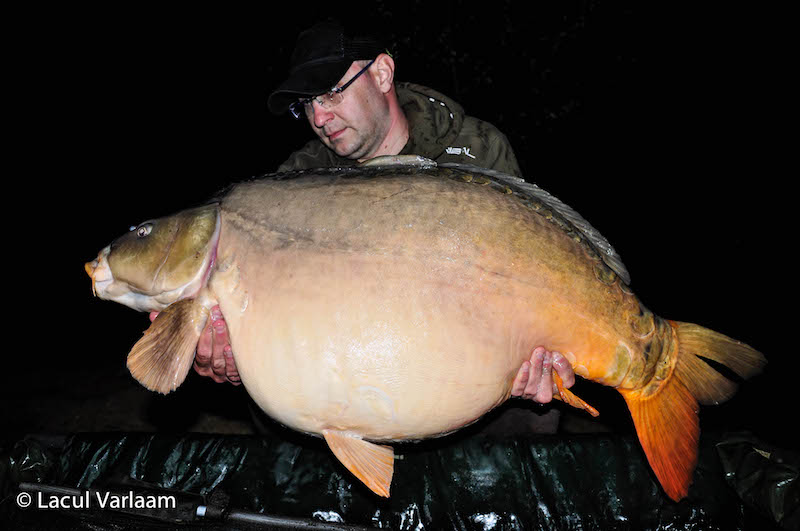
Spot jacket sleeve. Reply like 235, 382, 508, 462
484, 128, 522, 178
444, 117, 523, 178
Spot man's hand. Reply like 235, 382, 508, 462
148, 305, 241, 385
510, 346, 575, 403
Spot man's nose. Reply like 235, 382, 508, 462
311, 101, 334, 128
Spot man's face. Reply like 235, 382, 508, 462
304, 62, 391, 161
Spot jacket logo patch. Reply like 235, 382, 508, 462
446, 146, 476, 159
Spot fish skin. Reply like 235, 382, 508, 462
86, 163, 765, 501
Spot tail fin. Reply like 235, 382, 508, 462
619, 320, 766, 501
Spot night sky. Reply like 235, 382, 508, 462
9, 2, 794, 453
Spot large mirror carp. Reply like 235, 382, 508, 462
85, 157, 765, 501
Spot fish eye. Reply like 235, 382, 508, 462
136, 224, 153, 238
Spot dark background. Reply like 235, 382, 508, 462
7, 2, 794, 453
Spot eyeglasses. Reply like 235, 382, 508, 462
289, 59, 375, 119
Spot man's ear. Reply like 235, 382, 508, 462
372, 53, 395, 94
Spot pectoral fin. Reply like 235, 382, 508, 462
126, 299, 210, 394
322, 429, 394, 497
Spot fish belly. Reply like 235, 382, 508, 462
210, 174, 643, 441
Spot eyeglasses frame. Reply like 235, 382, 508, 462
289, 59, 376, 119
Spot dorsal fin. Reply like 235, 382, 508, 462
359, 154, 438, 169
440, 163, 631, 285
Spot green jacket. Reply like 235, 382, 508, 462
277, 82, 521, 177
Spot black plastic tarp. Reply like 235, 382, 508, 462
2, 431, 797, 530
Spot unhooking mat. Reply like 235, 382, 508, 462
1, 430, 797, 530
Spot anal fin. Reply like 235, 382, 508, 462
322, 429, 394, 497
127, 299, 210, 394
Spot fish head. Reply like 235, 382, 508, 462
85, 204, 220, 312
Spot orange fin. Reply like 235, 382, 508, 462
127, 299, 209, 394
671, 321, 766, 405
619, 378, 699, 502
322, 429, 394, 497
618, 321, 765, 502
553, 371, 600, 417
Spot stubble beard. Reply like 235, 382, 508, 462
326, 125, 384, 161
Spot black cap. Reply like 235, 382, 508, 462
268, 21, 385, 115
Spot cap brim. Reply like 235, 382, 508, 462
267, 60, 352, 115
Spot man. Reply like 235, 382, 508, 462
189, 21, 576, 426
269, 22, 521, 175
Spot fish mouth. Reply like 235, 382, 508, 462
84, 261, 95, 295
85, 246, 113, 297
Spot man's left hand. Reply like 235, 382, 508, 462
510, 346, 575, 403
